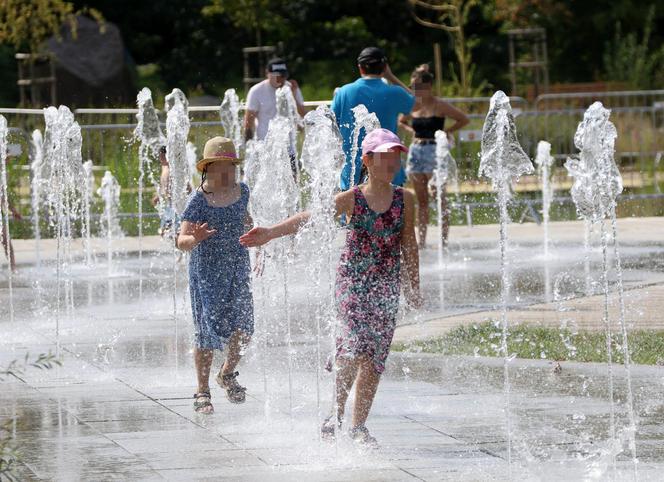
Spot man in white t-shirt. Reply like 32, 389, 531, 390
243, 58, 306, 142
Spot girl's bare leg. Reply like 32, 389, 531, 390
194, 348, 214, 392
410, 173, 431, 248
351, 355, 381, 428
221, 330, 251, 376
334, 358, 359, 423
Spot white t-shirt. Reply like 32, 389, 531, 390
246, 79, 304, 140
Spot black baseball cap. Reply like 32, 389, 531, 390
267, 58, 288, 75
357, 47, 387, 66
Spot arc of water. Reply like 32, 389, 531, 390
0, 116, 13, 323
565, 101, 637, 476
348, 105, 380, 187
479, 91, 533, 474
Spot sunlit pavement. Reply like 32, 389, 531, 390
2, 218, 664, 480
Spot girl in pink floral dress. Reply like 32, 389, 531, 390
240, 128, 421, 447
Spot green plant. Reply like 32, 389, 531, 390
602, 5, 664, 90
0, 352, 61, 479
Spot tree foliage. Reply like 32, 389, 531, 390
603, 5, 664, 89
0, 0, 104, 54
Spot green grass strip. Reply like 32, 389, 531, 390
393, 321, 664, 365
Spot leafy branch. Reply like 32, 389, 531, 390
0, 352, 62, 479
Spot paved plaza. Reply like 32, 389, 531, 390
2, 218, 664, 480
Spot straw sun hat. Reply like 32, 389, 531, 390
196, 136, 242, 172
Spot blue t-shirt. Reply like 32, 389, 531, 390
331, 77, 415, 190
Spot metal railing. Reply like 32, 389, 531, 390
2, 89, 663, 199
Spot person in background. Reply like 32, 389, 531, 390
399, 64, 469, 248
243, 57, 306, 142
331, 46, 415, 190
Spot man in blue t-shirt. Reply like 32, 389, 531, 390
331, 47, 415, 190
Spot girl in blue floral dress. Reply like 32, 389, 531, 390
177, 137, 254, 414
241, 128, 421, 446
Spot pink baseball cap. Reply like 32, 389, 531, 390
361, 128, 407, 156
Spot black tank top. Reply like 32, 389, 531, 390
411, 116, 445, 139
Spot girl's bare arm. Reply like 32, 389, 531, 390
438, 99, 469, 134
401, 189, 422, 306
398, 113, 414, 135
176, 220, 216, 251
240, 190, 355, 247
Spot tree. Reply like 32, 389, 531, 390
202, 0, 284, 47
408, 0, 480, 96
0, 0, 104, 54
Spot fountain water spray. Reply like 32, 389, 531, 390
81, 160, 94, 266
251, 114, 300, 420
348, 105, 380, 187
299, 106, 345, 437
433, 130, 457, 310
43, 105, 84, 354
165, 88, 191, 373
0, 115, 13, 322
565, 101, 637, 476
134, 88, 165, 296
165, 89, 191, 216
479, 91, 534, 473
276, 86, 302, 175
97, 171, 123, 276
30, 129, 44, 267
186, 142, 197, 186
220, 88, 244, 156
535, 141, 554, 259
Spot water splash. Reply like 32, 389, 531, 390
134, 87, 164, 296
479, 90, 534, 473
81, 160, 95, 266
565, 102, 622, 223
276, 86, 302, 177
535, 141, 554, 259
433, 130, 457, 310
186, 141, 197, 186
97, 171, 123, 276
251, 114, 300, 421
30, 129, 44, 268
43, 105, 84, 354
299, 106, 345, 429
348, 105, 380, 187
165, 88, 191, 216
565, 101, 637, 476
220, 88, 244, 156
164, 88, 191, 375
0, 115, 13, 322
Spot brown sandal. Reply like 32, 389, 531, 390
216, 371, 246, 403
193, 392, 214, 414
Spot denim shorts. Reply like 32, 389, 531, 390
407, 143, 437, 174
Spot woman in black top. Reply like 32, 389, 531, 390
399, 64, 469, 248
